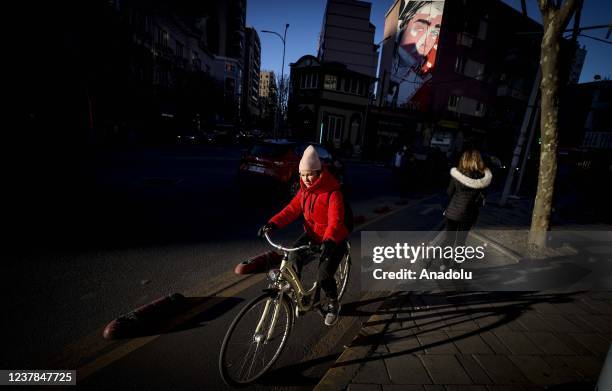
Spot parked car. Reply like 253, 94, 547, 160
234, 129, 261, 145
176, 129, 203, 145
238, 139, 344, 197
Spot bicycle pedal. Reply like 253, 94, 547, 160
316, 307, 325, 318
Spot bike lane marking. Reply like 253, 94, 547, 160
67, 193, 442, 381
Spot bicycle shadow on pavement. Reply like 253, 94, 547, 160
341, 291, 581, 359
254, 293, 402, 387
266, 291, 592, 387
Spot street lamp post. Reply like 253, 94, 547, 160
262, 24, 289, 138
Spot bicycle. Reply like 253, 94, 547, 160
218, 232, 351, 387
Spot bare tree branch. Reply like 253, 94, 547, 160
557, 0, 579, 31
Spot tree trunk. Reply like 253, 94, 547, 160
529, 0, 577, 250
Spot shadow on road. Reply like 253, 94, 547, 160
104, 295, 244, 339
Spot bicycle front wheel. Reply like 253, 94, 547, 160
219, 292, 293, 387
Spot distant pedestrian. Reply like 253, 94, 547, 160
443, 150, 492, 247
392, 146, 406, 189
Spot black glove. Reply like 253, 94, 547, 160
320, 240, 336, 261
257, 222, 276, 238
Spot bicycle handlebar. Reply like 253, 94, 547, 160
264, 232, 314, 253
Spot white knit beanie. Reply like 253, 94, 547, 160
299, 145, 322, 172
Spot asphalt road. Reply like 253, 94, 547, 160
75, 191, 447, 390
2, 144, 447, 389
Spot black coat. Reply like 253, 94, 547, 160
445, 168, 492, 222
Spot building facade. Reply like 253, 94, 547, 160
259, 70, 278, 129
30, 0, 250, 145
242, 27, 262, 126
288, 55, 373, 151
560, 80, 612, 150
207, 0, 247, 126
317, 0, 378, 78
373, 0, 582, 164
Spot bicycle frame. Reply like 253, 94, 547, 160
219, 233, 351, 386
276, 251, 321, 312
256, 233, 350, 341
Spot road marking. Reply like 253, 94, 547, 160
355, 194, 440, 229
174, 156, 240, 161
419, 203, 443, 215
65, 193, 442, 381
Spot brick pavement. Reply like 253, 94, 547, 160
315, 194, 612, 391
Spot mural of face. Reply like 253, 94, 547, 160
399, 2, 443, 58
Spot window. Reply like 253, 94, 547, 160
455, 56, 466, 74
359, 80, 366, 96
351, 80, 359, 94
475, 101, 486, 116
192, 51, 201, 70
157, 27, 169, 47
343, 78, 350, 93
143, 15, 151, 34
324, 74, 337, 90
457, 33, 474, 48
327, 115, 344, 142
156, 65, 169, 85
478, 20, 488, 40
299, 73, 318, 89
448, 95, 460, 110
176, 41, 183, 58
456, 56, 485, 80
311, 73, 318, 88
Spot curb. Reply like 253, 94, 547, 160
102, 293, 186, 340
469, 231, 522, 264
314, 294, 395, 391
315, 219, 445, 390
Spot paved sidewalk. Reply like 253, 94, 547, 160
315, 195, 612, 391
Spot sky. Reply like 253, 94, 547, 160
246, 0, 611, 84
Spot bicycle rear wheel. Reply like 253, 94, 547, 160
219, 292, 293, 386
335, 251, 352, 301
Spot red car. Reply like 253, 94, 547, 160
238, 139, 344, 196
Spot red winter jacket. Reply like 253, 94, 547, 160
269, 169, 349, 244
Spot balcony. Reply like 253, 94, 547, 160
174, 57, 187, 68
153, 43, 173, 58
456, 33, 474, 48
134, 31, 152, 43
496, 85, 527, 100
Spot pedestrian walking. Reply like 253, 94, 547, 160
392, 145, 407, 190
443, 149, 492, 246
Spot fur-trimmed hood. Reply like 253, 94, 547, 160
450, 167, 492, 189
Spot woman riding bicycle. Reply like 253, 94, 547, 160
258, 145, 349, 326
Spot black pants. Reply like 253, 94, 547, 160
289, 232, 347, 300
442, 218, 473, 247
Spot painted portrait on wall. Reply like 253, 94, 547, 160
388, 0, 445, 110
